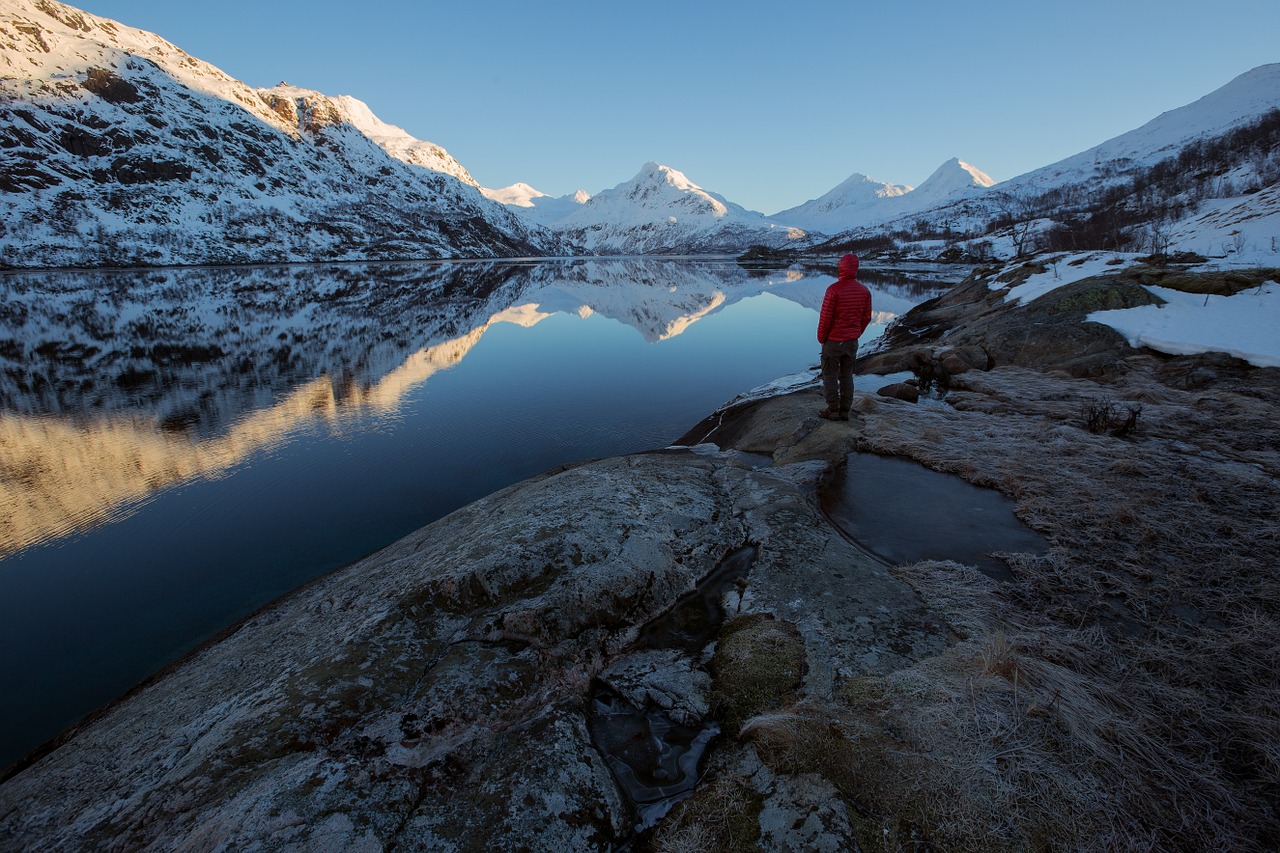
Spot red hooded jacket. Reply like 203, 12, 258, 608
817, 254, 873, 343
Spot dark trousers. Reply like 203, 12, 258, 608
820, 339, 858, 412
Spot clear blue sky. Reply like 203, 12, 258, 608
80, 0, 1279, 214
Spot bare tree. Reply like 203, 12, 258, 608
1145, 219, 1172, 255
989, 189, 1039, 257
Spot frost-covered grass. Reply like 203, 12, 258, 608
834, 366, 1280, 849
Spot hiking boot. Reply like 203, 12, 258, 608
818, 408, 848, 422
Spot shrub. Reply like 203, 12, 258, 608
1081, 397, 1141, 436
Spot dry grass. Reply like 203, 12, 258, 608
648, 775, 763, 853
836, 365, 1280, 850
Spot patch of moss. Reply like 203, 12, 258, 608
648, 776, 763, 853
709, 614, 805, 734
1040, 279, 1162, 315
836, 674, 891, 710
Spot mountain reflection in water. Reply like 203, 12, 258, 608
0, 257, 961, 768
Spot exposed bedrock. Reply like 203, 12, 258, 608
0, 400, 955, 850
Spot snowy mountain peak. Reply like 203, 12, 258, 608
621, 162, 731, 213
837, 172, 913, 198
944, 158, 995, 188
551, 162, 805, 254
585, 162, 731, 218
908, 157, 996, 203
480, 183, 592, 225
638, 161, 698, 191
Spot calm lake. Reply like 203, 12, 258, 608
0, 257, 961, 768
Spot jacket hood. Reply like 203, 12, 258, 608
838, 253, 859, 278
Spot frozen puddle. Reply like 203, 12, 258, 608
587, 688, 719, 831
586, 546, 754, 830
822, 453, 1049, 581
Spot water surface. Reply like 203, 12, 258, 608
0, 257, 958, 767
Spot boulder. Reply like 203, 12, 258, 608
870, 272, 1168, 378
876, 382, 920, 403
857, 346, 926, 376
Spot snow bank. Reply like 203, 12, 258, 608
1089, 282, 1280, 368
995, 252, 1143, 305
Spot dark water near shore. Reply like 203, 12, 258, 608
0, 257, 960, 768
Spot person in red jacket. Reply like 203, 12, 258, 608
816, 253, 873, 421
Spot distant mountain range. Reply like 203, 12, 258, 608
478, 158, 995, 249
769, 158, 994, 234
480, 183, 591, 226
1, 0, 1277, 268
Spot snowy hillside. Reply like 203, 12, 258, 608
0, 0, 567, 268
308, 89, 480, 188
1165, 181, 1280, 257
551, 162, 807, 254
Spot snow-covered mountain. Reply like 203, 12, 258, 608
805, 64, 1280, 258
900, 158, 996, 209
549, 162, 806, 254
1004, 63, 1280, 195
0, 0, 568, 268
481, 183, 592, 225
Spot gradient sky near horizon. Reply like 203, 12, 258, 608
79, 0, 1279, 214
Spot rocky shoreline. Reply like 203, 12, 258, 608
2, 259, 1278, 851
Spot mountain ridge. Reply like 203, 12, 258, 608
764, 157, 995, 234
